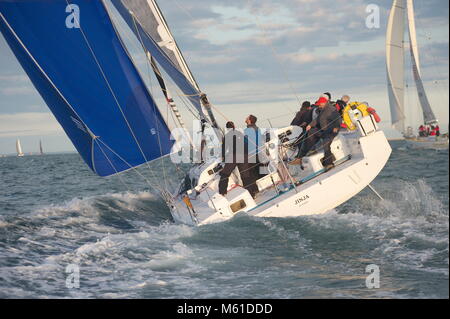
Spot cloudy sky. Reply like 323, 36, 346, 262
0, 0, 448, 154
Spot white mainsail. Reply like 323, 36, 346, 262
386, 0, 406, 132
406, 0, 420, 75
16, 139, 24, 157
406, 0, 437, 125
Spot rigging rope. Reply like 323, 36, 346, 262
131, 14, 171, 191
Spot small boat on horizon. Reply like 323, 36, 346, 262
16, 139, 24, 157
39, 139, 44, 155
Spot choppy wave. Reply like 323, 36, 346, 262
0, 145, 448, 298
0, 178, 447, 298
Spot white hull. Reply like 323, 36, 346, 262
169, 118, 392, 226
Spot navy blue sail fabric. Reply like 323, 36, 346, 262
0, 0, 173, 176
111, 0, 204, 115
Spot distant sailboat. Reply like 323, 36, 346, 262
16, 139, 24, 157
386, 0, 448, 148
39, 140, 44, 155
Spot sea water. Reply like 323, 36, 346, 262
0, 141, 448, 298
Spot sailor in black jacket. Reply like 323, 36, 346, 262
289, 97, 342, 169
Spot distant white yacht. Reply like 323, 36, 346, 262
16, 139, 24, 157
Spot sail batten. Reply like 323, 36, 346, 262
0, 0, 173, 176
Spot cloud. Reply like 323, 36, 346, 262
282, 52, 339, 64
0, 113, 63, 138
0, 86, 35, 96
189, 54, 238, 65
0, 74, 29, 82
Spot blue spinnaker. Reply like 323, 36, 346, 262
0, 0, 173, 176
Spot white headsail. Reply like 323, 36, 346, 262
111, 0, 220, 130
117, 0, 199, 90
386, 0, 406, 132
406, 0, 437, 125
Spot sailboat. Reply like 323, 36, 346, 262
16, 139, 24, 157
386, 0, 449, 149
0, 0, 392, 226
39, 140, 44, 155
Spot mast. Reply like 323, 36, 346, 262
386, 0, 406, 133
39, 140, 44, 155
406, 0, 438, 125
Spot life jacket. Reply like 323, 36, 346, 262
342, 102, 370, 131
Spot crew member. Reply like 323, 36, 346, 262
244, 115, 264, 183
419, 125, 426, 137
291, 101, 312, 129
291, 101, 313, 159
335, 95, 350, 115
289, 97, 342, 170
219, 121, 258, 198
335, 95, 350, 128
